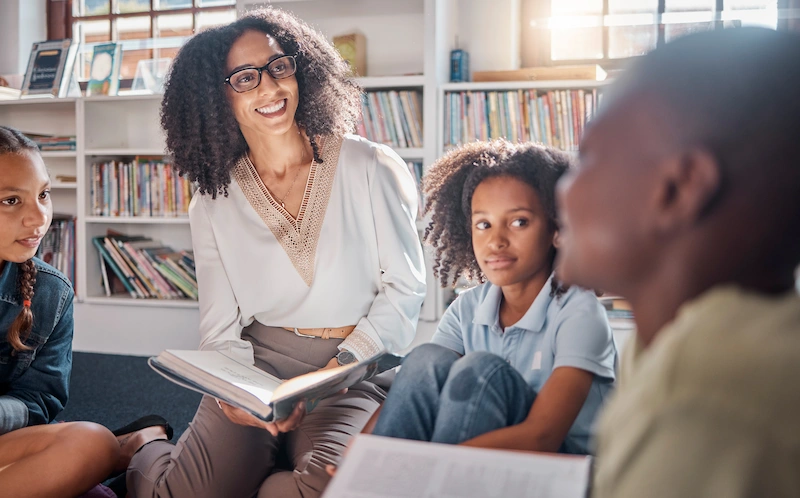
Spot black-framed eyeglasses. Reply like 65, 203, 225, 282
224, 55, 297, 93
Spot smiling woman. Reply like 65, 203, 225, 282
124, 7, 426, 498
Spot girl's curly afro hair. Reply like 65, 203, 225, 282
161, 7, 362, 198
423, 139, 572, 289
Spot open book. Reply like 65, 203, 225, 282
323, 435, 592, 498
149, 350, 402, 421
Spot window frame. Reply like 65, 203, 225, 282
48, 0, 236, 85
545, 0, 793, 69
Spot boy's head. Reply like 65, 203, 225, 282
557, 28, 800, 303
0, 126, 51, 265
424, 139, 571, 288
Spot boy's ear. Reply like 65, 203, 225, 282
552, 230, 561, 249
652, 148, 721, 234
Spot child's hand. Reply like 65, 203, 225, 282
217, 399, 305, 436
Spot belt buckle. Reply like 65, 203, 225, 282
293, 327, 317, 339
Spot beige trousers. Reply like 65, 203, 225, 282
127, 323, 386, 498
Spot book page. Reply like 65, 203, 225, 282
322, 435, 591, 498
159, 350, 282, 405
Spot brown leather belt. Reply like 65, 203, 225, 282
282, 326, 355, 339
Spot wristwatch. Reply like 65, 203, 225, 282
336, 349, 357, 366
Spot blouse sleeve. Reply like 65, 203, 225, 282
339, 144, 427, 360
190, 194, 255, 364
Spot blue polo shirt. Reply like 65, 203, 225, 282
432, 274, 617, 454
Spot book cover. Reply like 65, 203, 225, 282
87, 43, 122, 97
149, 350, 403, 422
20, 39, 76, 98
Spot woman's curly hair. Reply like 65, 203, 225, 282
161, 7, 362, 197
423, 139, 572, 293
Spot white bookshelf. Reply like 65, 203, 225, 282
0, 0, 616, 354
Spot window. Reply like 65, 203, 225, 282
67, 0, 236, 81
547, 0, 781, 63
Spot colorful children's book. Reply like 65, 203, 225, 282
87, 43, 122, 96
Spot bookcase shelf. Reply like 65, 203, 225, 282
51, 181, 78, 189
395, 147, 425, 159
84, 148, 167, 156
440, 80, 609, 91
356, 75, 425, 89
41, 151, 78, 158
85, 216, 190, 224
82, 296, 199, 309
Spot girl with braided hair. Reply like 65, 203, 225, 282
0, 125, 118, 496
366, 140, 617, 455
0, 126, 172, 497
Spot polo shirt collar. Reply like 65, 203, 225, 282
472, 273, 556, 332
473, 284, 503, 327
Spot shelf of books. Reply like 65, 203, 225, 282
356, 88, 424, 152
439, 81, 607, 154
78, 95, 197, 309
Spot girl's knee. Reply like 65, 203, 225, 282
454, 351, 509, 374
402, 343, 457, 368
60, 421, 119, 461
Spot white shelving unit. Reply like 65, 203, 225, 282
0, 0, 611, 354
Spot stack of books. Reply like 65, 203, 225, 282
356, 90, 423, 149
23, 132, 77, 151
599, 295, 635, 331
37, 214, 76, 288
444, 89, 601, 151
92, 233, 197, 300
90, 157, 194, 218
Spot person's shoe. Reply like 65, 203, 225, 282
111, 414, 173, 440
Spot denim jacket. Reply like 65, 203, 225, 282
0, 257, 74, 434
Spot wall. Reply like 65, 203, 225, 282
0, 0, 47, 84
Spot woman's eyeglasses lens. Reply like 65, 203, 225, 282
228, 56, 297, 93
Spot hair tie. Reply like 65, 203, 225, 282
22, 299, 31, 308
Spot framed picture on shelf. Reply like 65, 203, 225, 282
20, 39, 79, 98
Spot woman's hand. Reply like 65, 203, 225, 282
321, 357, 340, 371
218, 400, 305, 436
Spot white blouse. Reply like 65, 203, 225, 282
189, 134, 426, 365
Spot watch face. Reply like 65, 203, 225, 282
337, 351, 357, 365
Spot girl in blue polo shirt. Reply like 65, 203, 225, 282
371, 139, 617, 455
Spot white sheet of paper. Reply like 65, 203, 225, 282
322, 434, 591, 498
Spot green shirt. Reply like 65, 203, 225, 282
593, 286, 800, 498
